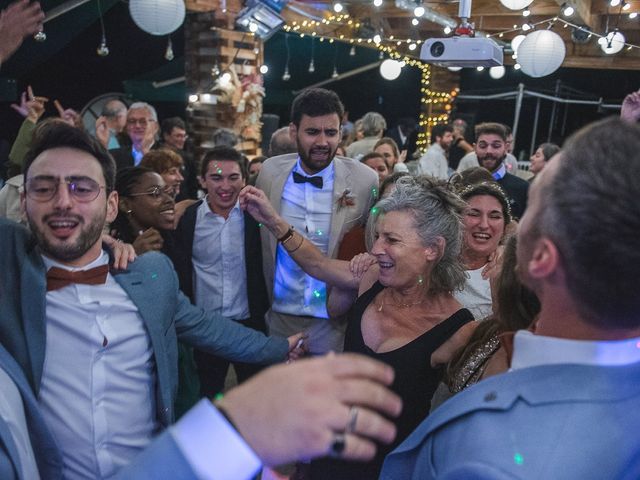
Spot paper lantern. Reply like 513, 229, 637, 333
499, 0, 533, 11
129, 0, 186, 36
489, 66, 506, 79
599, 31, 625, 54
511, 34, 526, 53
517, 30, 566, 78
380, 59, 402, 80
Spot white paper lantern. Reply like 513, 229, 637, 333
499, 0, 533, 11
517, 30, 566, 78
511, 34, 526, 53
380, 59, 402, 80
599, 31, 625, 54
129, 0, 186, 36
489, 66, 506, 79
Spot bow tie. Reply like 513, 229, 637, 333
46, 265, 109, 292
293, 171, 323, 189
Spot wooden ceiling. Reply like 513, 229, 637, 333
279, 0, 640, 70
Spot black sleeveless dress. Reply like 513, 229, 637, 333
309, 281, 473, 480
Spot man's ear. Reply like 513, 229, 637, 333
289, 123, 297, 143
107, 191, 119, 223
527, 237, 560, 280
198, 176, 207, 190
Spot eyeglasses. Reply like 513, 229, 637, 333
127, 185, 174, 199
127, 118, 154, 127
26, 176, 105, 202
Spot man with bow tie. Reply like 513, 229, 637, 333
256, 88, 378, 354
0, 121, 304, 479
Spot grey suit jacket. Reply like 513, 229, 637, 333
381, 362, 640, 479
255, 153, 378, 300
0, 218, 288, 428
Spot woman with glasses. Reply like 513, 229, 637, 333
109, 166, 176, 255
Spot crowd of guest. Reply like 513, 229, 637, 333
1, 4, 640, 479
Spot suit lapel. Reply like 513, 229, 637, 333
19, 252, 47, 394
266, 157, 296, 261
328, 158, 351, 256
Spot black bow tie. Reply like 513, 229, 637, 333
293, 171, 323, 189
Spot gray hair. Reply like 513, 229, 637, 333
537, 117, 640, 328
361, 112, 387, 137
269, 126, 297, 157
366, 175, 467, 293
128, 102, 158, 122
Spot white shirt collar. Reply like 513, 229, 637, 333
492, 163, 507, 180
201, 197, 242, 218
511, 330, 640, 371
41, 250, 108, 272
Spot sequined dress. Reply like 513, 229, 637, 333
449, 334, 500, 393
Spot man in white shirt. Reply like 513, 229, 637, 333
109, 102, 159, 170
0, 122, 302, 479
257, 88, 378, 354
381, 116, 640, 479
418, 124, 453, 180
172, 146, 271, 399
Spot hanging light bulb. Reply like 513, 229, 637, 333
414, 5, 425, 16
211, 62, 221, 77
333, 2, 344, 12
476, 66, 485, 71
350, 45, 356, 56
373, 0, 383, 6
623, 2, 631, 10
259, 64, 269, 74
630, 11, 638, 18
373, 34, 382, 44
411, 18, 419, 26
97, 36, 110, 56
610, 0, 621, 6
332, 66, 339, 78
409, 43, 417, 50
522, 22, 533, 31
522, 7, 531, 16
561, 3, 574, 16
164, 38, 174, 61
308, 59, 315, 73
282, 66, 291, 81
444, 26, 452, 34
514, 63, 521, 70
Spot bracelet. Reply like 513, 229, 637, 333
278, 225, 295, 245
287, 234, 305, 254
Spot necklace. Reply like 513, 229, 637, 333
376, 289, 426, 312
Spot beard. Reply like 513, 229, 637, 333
28, 211, 106, 263
478, 153, 506, 173
297, 140, 336, 174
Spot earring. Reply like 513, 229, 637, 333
126, 209, 133, 215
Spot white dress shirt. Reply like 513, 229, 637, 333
273, 159, 334, 319
170, 399, 261, 480
0, 367, 40, 480
512, 331, 640, 370
192, 199, 249, 320
40, 251, 158, 479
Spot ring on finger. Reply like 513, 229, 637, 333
346, 406, 359, 433
329, 433, 346, 457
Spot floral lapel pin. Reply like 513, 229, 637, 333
336, 188, 356, 210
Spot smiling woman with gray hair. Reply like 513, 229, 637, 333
240, 175, 475, 479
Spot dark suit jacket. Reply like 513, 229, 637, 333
170, 200, 269, 333
497, 172, 529, 220
109, 146, 136, 171
0, 218, 287, 427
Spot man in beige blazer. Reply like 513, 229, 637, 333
256, 88, 378, 353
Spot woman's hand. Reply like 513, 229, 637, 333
101, 234, 136, 270
133, 228, 164, 254
349, 253, 377, 280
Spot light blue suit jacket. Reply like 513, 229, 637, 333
380, 362, 640, 479
0, 218, 288, 427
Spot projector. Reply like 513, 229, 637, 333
420, 36, 503, 67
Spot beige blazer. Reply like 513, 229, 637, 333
256, 153, 378, 300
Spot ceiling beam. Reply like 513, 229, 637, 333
554, 0, 596, 29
